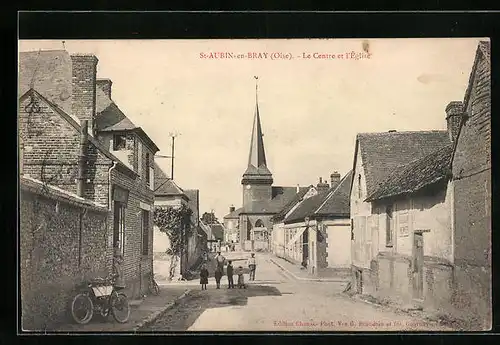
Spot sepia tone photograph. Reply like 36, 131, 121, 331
18, 38, 491, 332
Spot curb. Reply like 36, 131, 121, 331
132, 289, 191, 331
269, 258, 349, 283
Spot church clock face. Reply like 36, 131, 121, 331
246, 185, 251, 190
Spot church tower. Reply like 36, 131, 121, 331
241, 77, 273, 207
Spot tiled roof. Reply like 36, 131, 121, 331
366, 145, 453, 202
271, 186, 311, 222
154, 164, 186, 197
19, 50, 75, 120
356, 131, 450, 196
20, 175, 107, 211
95, 102, 137, 131
284, 192, 328, 224
240, 186, 308, 214
210, 224, 225, 240
154, 178, 187, 197
314, 170, 353, 217
19, 50, 158, 152
223, 207, 244, 219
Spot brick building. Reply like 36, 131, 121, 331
19, 50, 159, 300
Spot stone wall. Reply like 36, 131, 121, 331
20, 188, 108, 331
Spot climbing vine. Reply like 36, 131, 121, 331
153, 204, 193, 257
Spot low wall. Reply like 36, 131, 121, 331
20, 188, 108, 331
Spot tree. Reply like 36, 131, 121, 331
153, 204, 193, 279
201, 211, 218, 224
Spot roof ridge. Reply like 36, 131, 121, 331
314, 170, 352, 214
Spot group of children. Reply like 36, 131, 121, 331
199, 260, 246, 290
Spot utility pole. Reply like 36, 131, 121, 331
156, 132, 180, 180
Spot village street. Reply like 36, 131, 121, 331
142, 252, 453, 332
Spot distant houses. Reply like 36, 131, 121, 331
271, 172, 353, 277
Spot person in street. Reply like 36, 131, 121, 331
215, 251, 226, 272
247, 252, 257, 281
226, 260, 234, 289
236, 266, 246, 289
214, 266, 223, 289
113, 241, 126, 289
200, 263, 209, 290
202, 251, 208, 263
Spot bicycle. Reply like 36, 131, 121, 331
149, 273, 160, 296
70, 273, 130, 325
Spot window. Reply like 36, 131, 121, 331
113, 201, 126, 256
255, 219, 264, 227
145, 152, 151, 186
386, 205, 394, 247
113, 134, 127, 151
358, 174, 362, 198
141, 210, 150, 255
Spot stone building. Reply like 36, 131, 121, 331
19, 50, 159, 301
349, 129, 450, 297
450, 40, 491, 329
349, 39, 491, 330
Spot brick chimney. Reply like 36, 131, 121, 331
316, 177, 330, 193
330, 171, 341, 188
445, 101, 464, 143
229, 205, 235, 213
71, 54, 98, 136
96, 78, 113, 99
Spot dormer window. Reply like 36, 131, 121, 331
113, 134, 127, 151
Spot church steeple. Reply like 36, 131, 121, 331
242, 77, 273, 186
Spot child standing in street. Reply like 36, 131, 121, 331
200, 263, 209, 290
226, 260, 234, 289
236, 266, 246, 289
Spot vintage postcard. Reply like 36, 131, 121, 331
18, 38, 491, 332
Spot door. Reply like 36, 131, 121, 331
302, 228, 309, 266
412, 233, 424, 300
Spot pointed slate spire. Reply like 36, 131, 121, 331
248, 77, 267, 168
242, 77, 273, 184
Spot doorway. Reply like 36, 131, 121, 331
412, 232, 424, 301
302, 228, 309, 267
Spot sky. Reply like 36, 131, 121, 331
18, 38, 484, 220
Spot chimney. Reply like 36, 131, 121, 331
388, 130, 397, 133
330, 171, 341, 188
317, 177, 330, 193
71, 54, 98, 136
96, 78, 113, 99
229, 205, 236, 213
77, 120, 89, 197
445, 101, 464, 143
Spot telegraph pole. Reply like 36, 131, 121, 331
156, 132, 179, 180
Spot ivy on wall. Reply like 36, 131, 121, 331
153, 204, 193, 256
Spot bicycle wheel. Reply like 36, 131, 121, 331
71, 293, 94, 325
110, 291, 130, 323
150, 279, 160, 296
